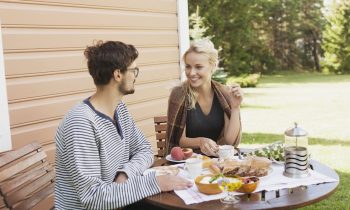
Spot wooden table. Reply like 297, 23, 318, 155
142, 159, 339, 210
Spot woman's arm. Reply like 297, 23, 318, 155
223, 84, 243, 146
179, 126, 218, 156
223, 108, 241, 146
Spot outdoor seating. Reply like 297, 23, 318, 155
149, 115, 339, 209
153, 115, 168, 158
0, 142, 55, 210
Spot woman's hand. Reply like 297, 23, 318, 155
199, 138, 219, 156
228, 84, 243, 108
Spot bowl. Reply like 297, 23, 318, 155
195, 175, 223, 195
236, 176, 259, 193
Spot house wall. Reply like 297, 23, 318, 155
0, 0, 181, 165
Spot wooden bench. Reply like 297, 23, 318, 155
0, 142, 55, 210
153, 115, 168, 158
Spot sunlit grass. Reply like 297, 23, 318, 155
240, 74, 350, 141
258, 72, 350, 84
302, 170, 350, 210
236, 72, 350, 209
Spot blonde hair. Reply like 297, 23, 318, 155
182, 39, 219, 109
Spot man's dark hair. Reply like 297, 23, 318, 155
84, 40, 138, 86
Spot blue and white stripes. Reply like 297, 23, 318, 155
55, 99, 160, 209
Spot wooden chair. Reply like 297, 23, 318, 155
0, 142, 55, 210
153, 115, 168, 158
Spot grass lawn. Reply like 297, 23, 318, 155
235, 72, 350, 209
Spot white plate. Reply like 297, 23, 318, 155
143, 168, 156, 176
165, 154, 186, 163
271, 157, 284, 165
143, 165, 180, 176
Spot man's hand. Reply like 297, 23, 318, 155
114, 172, 128, 183
156, 175, 193, 191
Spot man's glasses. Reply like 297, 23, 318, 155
127, 67, 139, 78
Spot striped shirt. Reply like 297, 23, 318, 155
55, 98, 161, 209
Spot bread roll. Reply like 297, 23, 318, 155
208, 164, 221, 175
250, 156, 271, 169
223, 159, 241, 168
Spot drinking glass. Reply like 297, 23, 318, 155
218, 177, 242, 204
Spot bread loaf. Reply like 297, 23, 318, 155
222, 156, 271, 177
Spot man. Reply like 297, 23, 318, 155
55, 40, 192, 209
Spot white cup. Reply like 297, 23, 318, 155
218, 145, 235, 160
184, 158, 203, 179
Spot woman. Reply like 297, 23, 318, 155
166, 39, 243, 157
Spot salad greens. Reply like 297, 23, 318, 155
245, 141, 285, 161
209, 173, 224, 183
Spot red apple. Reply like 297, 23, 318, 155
171, 147, 184, 161
182, 148, 193, 159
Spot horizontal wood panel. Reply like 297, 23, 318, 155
9, 103, 169, 161
11, 120, 61, 149
9, 80, 176, 127
2, 0, 180, 163
9, 93, 92, 128
0, 3, 177, 29
2, 0, 177, 13
2, 29, 178, 52
12, 100, 168, 154
4, 48, 179, 77
7, 63, 180, 103
122, 79, 178, 104
129, 98, 168, 122
7, 72, 94, 103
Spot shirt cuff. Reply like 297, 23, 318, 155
144, 171, 161, 194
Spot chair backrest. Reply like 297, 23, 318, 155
153, 115, 168, 158
0, 142, 55, 210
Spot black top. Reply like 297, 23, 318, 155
186, 94, 224, 142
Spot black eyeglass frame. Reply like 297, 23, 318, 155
126, 67, 139, 78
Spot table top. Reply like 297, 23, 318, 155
142, 159, 339, 210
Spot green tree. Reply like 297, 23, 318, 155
299, 0, 325, 72
188, 0, 325, 75
322, 0, 350, 74
189, 5, 213, 41
189, 0, 276, 75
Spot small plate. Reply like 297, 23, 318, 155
271, 157, 284, 165
143, 165, 180, 176
165, 154, 186, 163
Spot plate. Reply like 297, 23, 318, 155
271, 157, 284, 165
165, 154, 186, 163
143, 165, 180, 176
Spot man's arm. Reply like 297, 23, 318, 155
118, 108, 154, 177
59, 113, 160, 209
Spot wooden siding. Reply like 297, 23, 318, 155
1, 0, 181, 162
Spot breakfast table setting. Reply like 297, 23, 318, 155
142, 124, 340, 210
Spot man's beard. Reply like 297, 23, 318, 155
119, 79, 135, 95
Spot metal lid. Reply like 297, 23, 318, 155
284, 122, 308, 137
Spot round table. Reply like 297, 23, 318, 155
142, 159, 339, 210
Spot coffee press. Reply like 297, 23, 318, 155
283, 123, 310, 178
